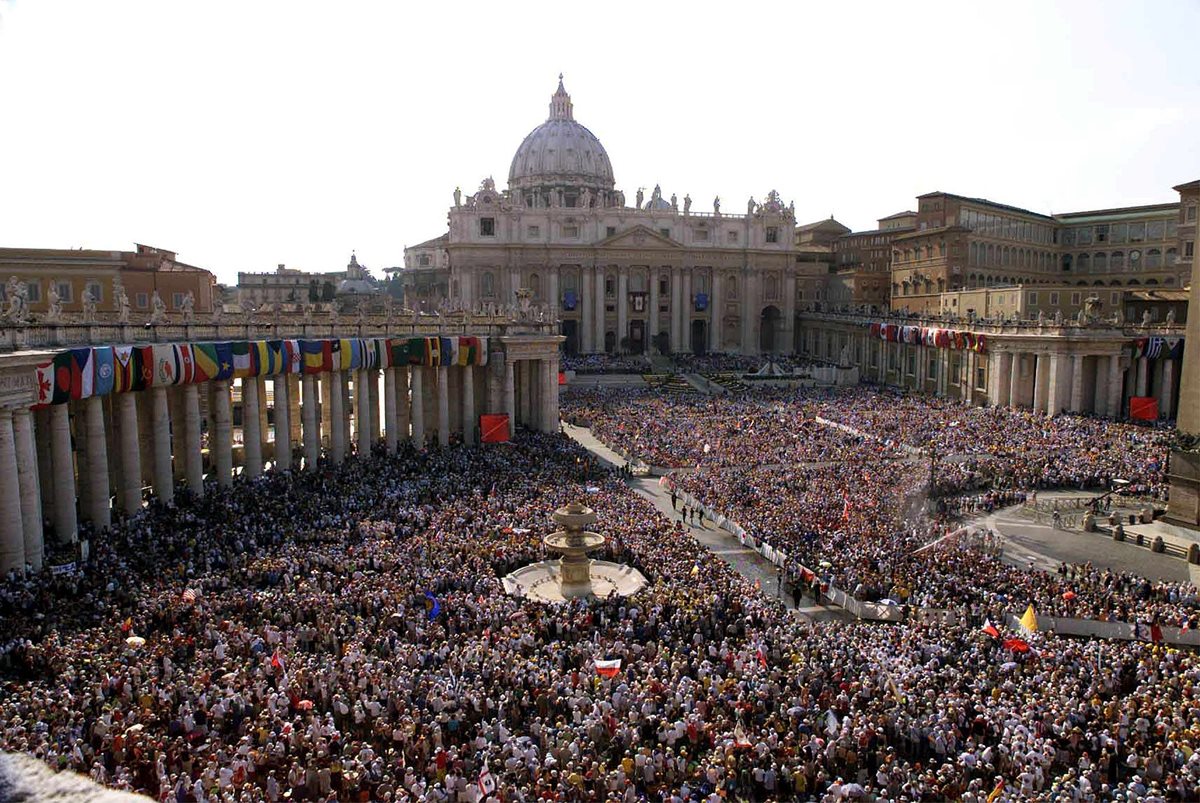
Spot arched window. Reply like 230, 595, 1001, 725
529, 273, 541, 299
482, 272, 495, 297
1146, 248, 1161, 269
1110, 251, 1124, 270
1166, 247, 1177, 263
986, 244, 995, 266
1077, 254, 1090, 272
1093, 253, 1107, 271
1061, 254, 1073, 272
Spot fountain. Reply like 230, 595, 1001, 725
501, 501, 648, 603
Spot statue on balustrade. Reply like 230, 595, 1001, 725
113, 279, 131, 324
683, 194, 692, 214
747, 196, 757, 215
44, 280, 64, 323
1166, 308, 1176, 325
579, 186, 591, 209
1142, 309, 1153, 327
149, 291, 167, 324
713, 196, 720, 215
81, 285, 98, 324
1037, 310, 1046, 327
2, 277, 30, 324
1053, 310, 1063, 326
180, 290, 195, 323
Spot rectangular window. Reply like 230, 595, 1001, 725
606, 226, 616, 238
1188, 206, 1197, 222
55, 281, 73, 303
86, 281, 103, 303
659, 228, 670, 239
660, 278, 668, 294
765, 227, 778, 243
480, 217, 495, 236
1095, 224, 1109, 242
172, 292, 186, 308
1049, 292, 1059, 305
136, 292, 148, 308
1128, 222, 1145, 242
605, 279, 614, 296
26, 281, 41, 302
694, 228, 709, 241
1071, 292, 1081, 305
563, 225, 579, 238
527, 225, 540, 238
1186, 241, 1194, 258
1028, 292, 1038, 305
727, 230, 739, 244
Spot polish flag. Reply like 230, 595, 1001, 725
982, 619, 1000, 638
595, 658, 622, 678
271, 651, 286, 672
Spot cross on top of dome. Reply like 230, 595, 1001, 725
549, 74, 573, 121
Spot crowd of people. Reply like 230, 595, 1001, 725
0, 373, 1195, 802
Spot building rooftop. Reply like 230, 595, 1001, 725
1052, 202, 1179, 223
406, 234, 450, 251
878, 210, 918, 221
918, 192, 1056, 221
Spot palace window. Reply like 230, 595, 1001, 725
727, 230, 739, 244
659, 277, 668, 294
660, 228, 671, 239
482, 272, 495, 297
606, 226, 616, 238
172, 292, 186, 308
527, 225, 540, 238
563, 225, 579, 238
136, 292, 148, 308
55, 280, 73, 303
86, 280, 103, 303
1049, 292, 1059, 306
694, 228, 709, 241
418, 254, 431, 267
480, 218, 495, 236
766, 226, 778, 243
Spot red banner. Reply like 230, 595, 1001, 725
1129, 396, 1158, 421
480, 414, 510, 443
558, 371, 567, 386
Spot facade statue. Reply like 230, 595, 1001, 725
683, 194, 692, 214
788, 201, 795, 217
81, 285, 98, 323
579, 186, 591, 209
747, 196, 756, 215
1113, 309, 1124, 325
614, 190, 624, 208
635, 188, 644, 209
650, 184, 662, 204
713, 196, 720, 215
45, 280, 64, 323
1053, 309, 1063, 326
113, 279, 131, 324
839, 342, 851, 366
453, 186, 462, 208
149, 291, 167, 324
1142, 309, 1153, 327
211, 302, 224, 323
1166, 307, 1177, 325
670, 192, 678, 211
1037, 310, 1046, 326
180, 290, 195, 322
1083, 296, 1102, 320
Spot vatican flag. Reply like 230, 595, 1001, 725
1019, 604, 1038, 633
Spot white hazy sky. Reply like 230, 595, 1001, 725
1, 1, 1197, 284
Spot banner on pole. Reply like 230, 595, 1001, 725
480, 414, 511, 443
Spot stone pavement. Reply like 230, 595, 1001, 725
563, 422, 851, 623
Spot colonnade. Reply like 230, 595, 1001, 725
0, 341, 562, 576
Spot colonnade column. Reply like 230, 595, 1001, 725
0, 409, 24, 574
437, 366, 450, 447
212, 382, 233, 489
1160, 359, 1175, 418
461, 367, 476, 444
541, 359, 558, 433
151, 387, 174, 505
302, 374, 319, 470
1034, 354, 1051, 413
1046, 353, 1067, 416
1008, 354, 1023, 408
580, 267, 593, 353
504, 359, 516, 428
1136, 356, 1149, 397
670, 267, 681, 353
648, 270, 660, 352
50, 402, 77, 541
329, 371, 345, 464
410, 368, 425, 447
182, 385, 203, 495
397, 367, 410, 445
84, 396, 111, 528
13, 409, 42, 571
593, 267, 605, 353
384, 368, 398, 454
681, 270, 692, 352
242, 379, 263, 478
616, 268, 628, 354
274, 375, 291, 469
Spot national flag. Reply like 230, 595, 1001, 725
982, 619, 1000, 638
1150, 623, 1163, 643
756, 644, 768, 668
192, 343, 220, 382
113, 346, 135, 393
136, 346, 156, 389
270, 651, 285, 672
447, 336, 462, 367
177, 344, 195, 383
256, 340, 284, 375
330, 339, 343, 371
425, 337, 441, 366
232, 342, 256, 378
477, 767, 497, 796
34, 352, 72, 406
182, 588, 197, 604
1019, 604, 1038, 633
348, 338, 362, 370
986, 779, 1005, 803
824, 710, 839, 736
1003, 637, 1031, 653
594, 658, 622, 678
302, 340, 329, 374
120, 617, 133, 634
841, 492, 852, 523
70, 347, 95, 399
93, 346, 115, 396
424, 590, 441, 620
283, 339, 301, 374
153, 343, 181, 385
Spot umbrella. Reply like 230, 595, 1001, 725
1062, 590, 1077, 601
297, 699, 314, 710
1000, 661, 1019, 672
125, 636, 146, 648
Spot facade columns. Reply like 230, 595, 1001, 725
580, 268, 593, 353
681, 270, 693, 352
397, 367, 411, 444
356, 369, 371, 458
50, 402, 78, 541
1047, 353, 1069, 415
1107, 355, 1124, 418
84, 396, 111, 528
710, 272, 722, 353
593, 267, 605, 353
462, 366, 476, 444
1069, 355, 1085, 413
1160, 359, 1175, 418
329, 371, 346, 463
273, 376, 291, 470
410, 368, 426, 447
1136, 356, 1149, 397
669, 267, 681, 352
0, 409, 25, 575
302, 374, 319, 469
182, 385, 203, 495
211, 381, 233, 488
996, 352, 1013, 408
437, 366, 450, 447
1008, 353, 1022, 408
541, 359, 557, 433
13, 409, 42, 571
150, 387, 174, 505
384, 368, 398, 454
504, 358, 516, 427
1034, 353, 1051, 413
242, 379, 263, 477
616, 268, 629, 353
648, 269, 660, 351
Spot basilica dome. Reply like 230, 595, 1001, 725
508, 77, 615, 197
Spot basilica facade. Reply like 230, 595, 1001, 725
405, 78, 803, 356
